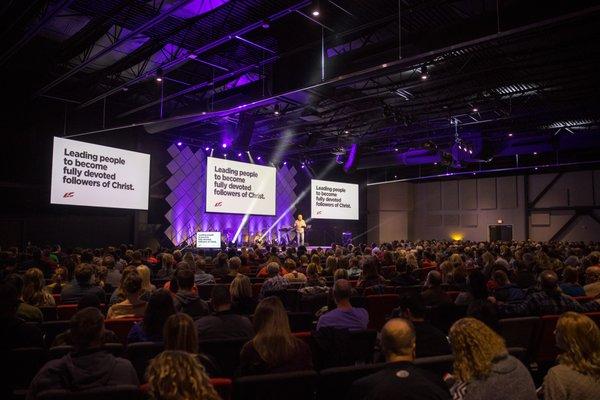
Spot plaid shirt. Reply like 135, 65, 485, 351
259, 275, 289, 298
499, 291, 597, 317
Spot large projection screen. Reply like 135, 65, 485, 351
311, 179, 359, 220
206, 157, 276, 216
50, 137, 150, 210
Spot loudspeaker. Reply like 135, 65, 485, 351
234, 113, 255, 148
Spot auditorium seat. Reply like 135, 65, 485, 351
394, 285, 424, 298
317, 363, 387, 400
586, 311, 600, 327
252, 283, 263, 298
52, 294, 61, 304
233, 370, 318, 400
299, 292, 328, 314
365, 294, 400, 331
8, 347, 47, 393
312, 329, 377, 369
573, 296, 594, 303
211, 378, 233, 400
41, 320, 71, 347
197, 284, 216, 300
105, 318, 142, 344
199, 338, 247, 377
534, 315, 561, 363
287, 312, 315, 332
124, 342, 164, 381
57, 304, 78, 320
499, 316, 540, 359
40, 306, 57, 321
36, 385, 144, 400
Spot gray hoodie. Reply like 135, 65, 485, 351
460, 354, 536, 400
27, 349, 138, 399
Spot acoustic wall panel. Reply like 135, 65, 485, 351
443, 214, 460, 226
442, 181, 459, 210
498, 176, 518, 209
424, 182, 441, 210
459, 179, 478, 210
461, 214, 478, 227
531, 212, 550, 226
478, 178, 497, 209
567, 171, 594, 206
426, 214, 443, 226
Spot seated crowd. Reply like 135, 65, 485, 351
1, 240, 600, 399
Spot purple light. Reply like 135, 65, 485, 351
257, 156, 261, 161
301, 163, 305, 168
222, 143, 227, 148
237, 152, 242, 157
205, 147, 209, 151
283, 161, 287, 165
176, 141, 182, 147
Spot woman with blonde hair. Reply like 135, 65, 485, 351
239, 296, 312, 375
137, 264, 156, 294
23, 268, 55, 307
543, 312, 600, 400
146, 351, 219, 400
449, 317, 536, 400
46, 267, 69, 294
230, 273, 256, 315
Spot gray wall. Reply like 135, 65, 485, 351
367, 170, 600, 242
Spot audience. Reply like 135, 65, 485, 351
127, 289, 176, 343
22, 268, 55, 307
583, 265, 600, 298
106, 273, 147, 319
136, 265, 156, 295
283, 258, 307, 283
350, 318, 450, 400
317, 279, 368, 331
448, 317, 536, 400
5, 273, 43, 322
259, 262, 289, 298
543, 312, 600, 400
0, 283, 43, 349
230, 273, 257, 315
195, 285, 253, 340
559, 266, 585, 297
173, 268, 209, 318
46, 266, 69, 294
421, 270, 452, 307
27, 308, 138, 398
102, 255, 121, 288
239, 296, 312, 375
491, 270, 525, 303
61, 263, 105, 304
109, 266, 138, 305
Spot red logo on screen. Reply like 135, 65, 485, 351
214, 202, 222, 207
63, 192, 75, 198
317, 211, 322, 215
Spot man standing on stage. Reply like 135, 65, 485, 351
294, 214, 307, 246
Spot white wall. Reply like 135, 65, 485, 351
366, 169, 600, 242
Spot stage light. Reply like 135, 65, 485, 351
222, 143, 227, 148
176, 141, 182, 147
205, 147, 209, 151
508, 133, 513, 137
469, 149, 473, 154
273, 104, 280, 116
257, 156, 261, 161
223, 153, 227, 158
283, 161, 287, 165
301, 163, 305, 168
394, 148, 399, 152
420, 65, 428, 80
156, 68, 163, 82
261, 18, 270, 29
533, 151, 538, 155
458, 145, 462, 150
472, 107, 478, 112
237, 152, 242, 157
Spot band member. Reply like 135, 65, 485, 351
294, 214, 307, 245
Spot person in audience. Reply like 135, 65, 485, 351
27, 307, 139, 398
495, 270, 585, 316
60, 263, 105, 304
128, 289, 176, 343
0, 283, 43, 349
46, 267, 68, 294
304, 262, 327, 287
347, 256, 362, 279
239, 296, 312, 375
259, 262, 289, 298
173, 268, 209, 318
392, 295, 451, 357
109, 266, 138, 304
106, 273, 147, 319
137, 264, 156, 294
448, 317, 536, 400
421, 270, 452, 307
230, 273, 257, 315
195, 285, 254, 341
317, 279, 368, 331
559, 266, 586, 297
221, 256, 241, 283
194, 259, 216, 285
53, 294, 120, 346
146, 351, 219, 400
350, 318, 451, 400
103, 255, 121, 289
156, 252, 175, 279
491, 270, 526, 303
391, 257, 420, 286
22, 267, 55, 307
5, 273, 43, 322
256, 257, 289, 278
542, 312, 600, 400
357, 256, 386, 289
283, 258, 307, 283
583, 266, 600, 298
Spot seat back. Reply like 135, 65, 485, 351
41, 320, 71, 348
40, 306, 57, 321
197, 284, 216, 301
312, 329, 377, 369
499, 316, 540, 358
124, 342, 164, 381
288, 312, 314, 332
317, 364, 387, 400
7, 347, 46, 391
211, 378, 233, 400
299, 292, 328, 314
199, 338, 247, 377
365, 294, 400, 331
57, 304, 78, 321
233, 370, 318, 400
48, 343, 124, 360
252, 283, 263, 298
36, 385, 144, 400
585, 311, 600, 327
413, 354, 455, 376
105, 318, 142, 344
535, 315, 560, 362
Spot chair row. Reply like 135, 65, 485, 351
26, 348, 527, 400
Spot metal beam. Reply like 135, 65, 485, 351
549, 213, 580, 242
528, 172, 563, 208
76, 1, 311, 110
0, 0, 76, 66
33, 0, 194, 98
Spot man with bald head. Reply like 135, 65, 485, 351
316, 279, 368, 331
349, 318, 450, 400
584, 266, 600, 298
495, 270, 588, 316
